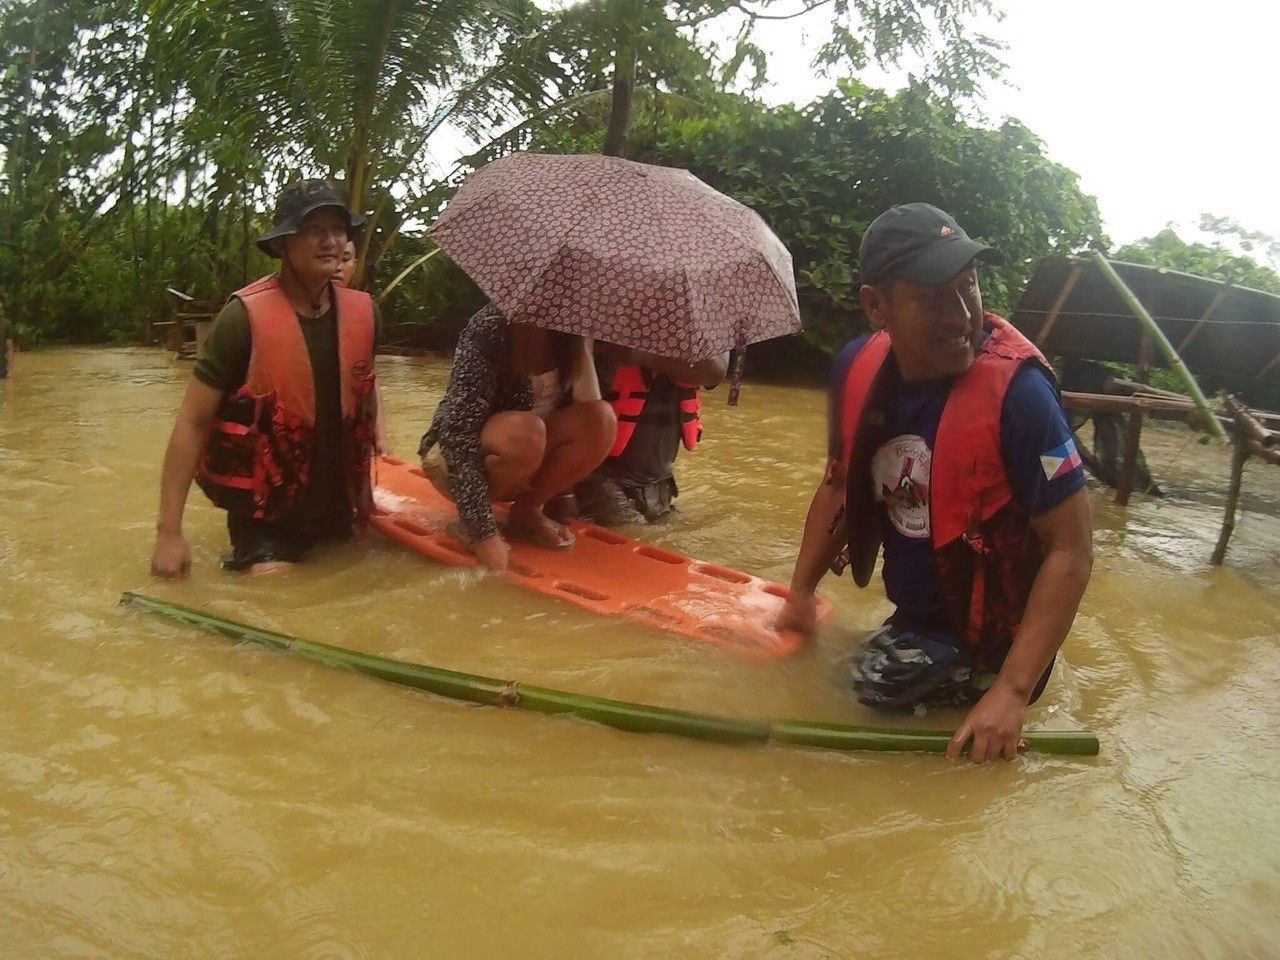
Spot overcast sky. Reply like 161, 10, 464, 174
744, 0, 1276, 249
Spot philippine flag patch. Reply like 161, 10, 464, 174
1040, 439, 1082, 481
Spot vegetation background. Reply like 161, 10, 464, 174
3, 0, 1277, 382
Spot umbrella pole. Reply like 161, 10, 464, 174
120, 593, 1099, 757
727, 349, 745, 406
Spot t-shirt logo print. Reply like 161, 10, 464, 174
871, 434, 932, 539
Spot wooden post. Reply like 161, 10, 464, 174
1115, 400, 1146, 506
1177, 283, 1229, 354
1136, 334, 1153, 385
1224, 395, 1274, 448
164, 317, 185, 353
1255, 347, 1280, 385
1035, 264, 1083, 347
1110, 334, 1159, 503
1211, 433, 1250, 565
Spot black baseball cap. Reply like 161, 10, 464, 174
858, 202, 1003, 285
257, 179, 367, 257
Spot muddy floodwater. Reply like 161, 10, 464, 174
2, 347, 1278, 959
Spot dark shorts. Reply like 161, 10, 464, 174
849, 619, 1053, 711
224, 513, 351, 572
575, 474, 677, 526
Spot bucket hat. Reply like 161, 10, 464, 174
257, 179, 366, 257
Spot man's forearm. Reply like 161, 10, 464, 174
633, 350, 729, 388
998, 547, 1092, 698
156, 418, 208, 534
789, 478, 847, 595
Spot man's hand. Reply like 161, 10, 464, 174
947, 678, 1029, 762
473, 534, 510, 573
776, 592, 818, 641
151, 531, 193, 579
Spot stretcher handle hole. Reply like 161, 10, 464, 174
507, 562, 542, 579
761, 583, 791, 600
381, 456, 406, 467
408, 467, 427, 479
635, 545, 688, 566
393, 517, 432, 537
690, 562, 751, 585
582, 527, 627, 545
553, 581, 610, 603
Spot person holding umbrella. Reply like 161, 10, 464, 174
575, 345, 729, 526
418, 307, 615, 572
421, 153, 803, 563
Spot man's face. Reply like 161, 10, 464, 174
858, 264, 983, 381
280, 207, 349, 282
334, 240, 357, 286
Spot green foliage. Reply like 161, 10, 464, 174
1, 0, 1099, 365
1115, 228, 1280, 296
1197, 214, 1280, 271
375, 235, 486, 350
536, 80, 1107, 355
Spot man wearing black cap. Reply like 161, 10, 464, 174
150, 179, 381, 576
779, 203, 1093, 762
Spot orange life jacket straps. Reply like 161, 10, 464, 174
678, 387, 702, 452
607, 365, 651, 458
606, 365, 704, 457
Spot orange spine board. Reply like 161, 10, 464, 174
370, 456, 833, 660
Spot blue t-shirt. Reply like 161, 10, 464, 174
828, 333, 1086, 627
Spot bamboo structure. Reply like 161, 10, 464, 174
1015, 254, 1279, 563
1111, 335, 1152, 505
1208, 397, 1280, 564
1034, 263, 1083, 347
120, 592, 1101, 758
1115, 406, 1146, 507
1063, 387, 1279, 562
1088, 251, 1229, 442
1211, 435, 1250, 566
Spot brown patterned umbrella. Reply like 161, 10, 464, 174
427, 152, 801, 363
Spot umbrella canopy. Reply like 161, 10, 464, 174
428, 153, 801, 363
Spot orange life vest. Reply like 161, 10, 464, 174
196, 275, 377, 527
838, 314, 1052, 666
607, 365, 702, 459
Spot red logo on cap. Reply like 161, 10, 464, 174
939, 226, 953, 237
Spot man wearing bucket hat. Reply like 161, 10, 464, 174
779, 203, 1093, 762
150, 179, 382, 575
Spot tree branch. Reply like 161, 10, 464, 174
733, 0, 837, 21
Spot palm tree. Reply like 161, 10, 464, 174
146, 0, 565, 287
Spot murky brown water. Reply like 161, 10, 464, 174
2, 347, 1278, 959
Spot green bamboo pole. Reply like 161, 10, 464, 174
120, 593, 1099, 758
1088, 251, 1228, 442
